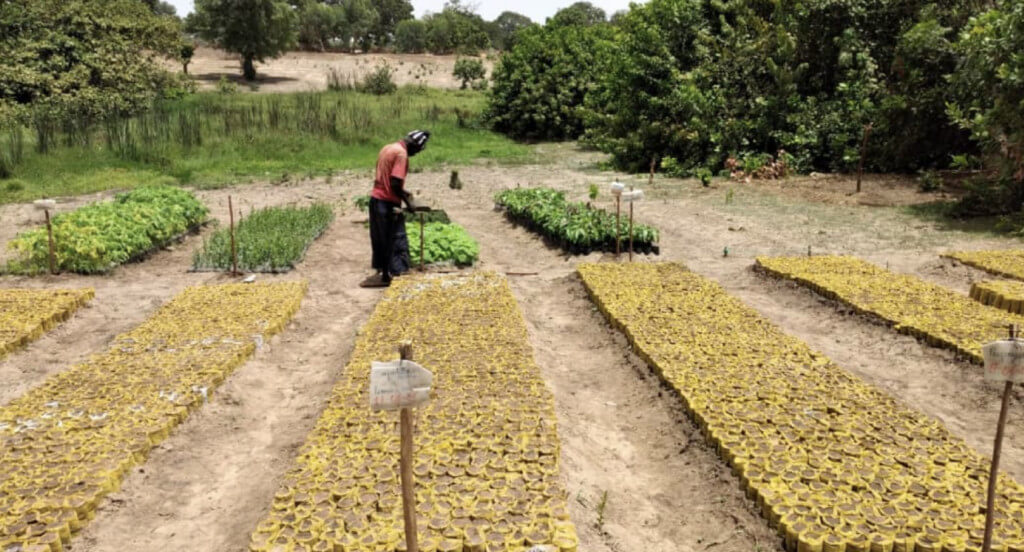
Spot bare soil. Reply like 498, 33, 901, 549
1, 149, 1022, 552
171, 47, 490, 93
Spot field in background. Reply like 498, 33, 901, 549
0, 88, 529, 204
171, 47, 494, 93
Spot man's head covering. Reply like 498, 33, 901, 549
405, 130, 431, 156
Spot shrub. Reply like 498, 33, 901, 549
486, 24, 614, 140
395, 19, 427, 53
453, 58, 486, 90
359, 64, 397, 95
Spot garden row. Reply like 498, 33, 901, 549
0, 282, 306, 551
944, 250, 1024, 282
756, 255, 1024, 364
970, 280, 1024, 315
494, 188, 659, 255
0, 288, 93, 358
579, 262, 1024, 550
249, 272, 576, 552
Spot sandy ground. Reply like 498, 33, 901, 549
2, 150, 1024, 551
170, 47, 490, 92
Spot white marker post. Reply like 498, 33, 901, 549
981, 324, 1023, 552
33, 199, 57, 275
621, 189, 644, 262
610, 182, 625, 258
370, 343, 433, 552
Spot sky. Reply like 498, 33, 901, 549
164, 0, 637, 23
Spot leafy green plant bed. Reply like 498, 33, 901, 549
495, 188, 660, 255
406, 221, 479, 266
192, 204, 334, 273
5, 186, 209, 275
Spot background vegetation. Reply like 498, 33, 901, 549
0, 89, 528, 204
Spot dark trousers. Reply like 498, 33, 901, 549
369, 197, 410, 281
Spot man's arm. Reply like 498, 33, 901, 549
390, 176, 411, 206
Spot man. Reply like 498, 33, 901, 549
360, 130, 431, 288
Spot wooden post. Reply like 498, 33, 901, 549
628, 200, 634, 262
615, 195, 621, 259
649, 157, 657, 187
983, 324, 1018, 552
418, 212, 425, 271
228, 195, 238, 276
856, 123, 874, 194
44, 209, 56, 275
398, 343, 419, 552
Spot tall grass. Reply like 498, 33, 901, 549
0, 88, 530, 204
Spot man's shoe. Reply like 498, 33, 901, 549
359, 274, 391, 288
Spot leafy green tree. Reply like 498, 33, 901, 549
341, 0, 381, 52
453, 58, 486, 89
583, 0, 709, 170
490, 11, 533, 50
950, 1, 1024, 207
487, 24, 614, 140
142, 0, 179, 16
180, 42, 196, 74
424, 1, 491, 54
394, 19, 428, 52
295, 1, 345, 51
1, 0, 182, 122
190, 0, 297, 80
549, 2, 606, 27
372, 0, 414, 47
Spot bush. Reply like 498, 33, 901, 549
406, 221, 479, 266
359, 64, 397, 95
453, 58, 486, 90
395, 19, 427, 53
6, 186, 208, 274
486, 24, 614, 140
949, 1, 1024, 211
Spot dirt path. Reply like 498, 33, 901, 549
3, 154, 1024, 550
460, 212, 779, 552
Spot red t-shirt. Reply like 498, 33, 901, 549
372, 141, 409, 204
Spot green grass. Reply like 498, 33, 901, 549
0, 88, 531, 204
192, 204, 334, 273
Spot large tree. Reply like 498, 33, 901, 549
549, 2, 606, 27
490, 11, 533, 50
1, 0, 181, 121
423, 1, 491, 54
372, 0, 414, 47
190, 0, 297, 80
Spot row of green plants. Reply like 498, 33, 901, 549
192, 204, 334, 273
487, 0, 1024, 211
406, 221, 479, 266
5, 186, 208, 274
495, 188, 659, 254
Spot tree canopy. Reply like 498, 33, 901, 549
189, 0, 298, 80
0, 0, 182, 122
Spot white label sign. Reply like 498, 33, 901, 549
33, 199, 56, 211
983, 340, 1024, 383
610, 182, 626, 196
622, 190, 645, 203
370, 359, 433, 411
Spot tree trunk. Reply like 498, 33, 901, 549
183, 61, 190, 75
242, 55, 256, 81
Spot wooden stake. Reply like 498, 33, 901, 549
649, 157, 657, 187
615, 195, 621, 259
418, 212, 425, 271
44, 209, 56, 275
856, 123, 874, 194
398, 343, 419, 552
628, 201, 634, 262
983, 324, 1018, 552
228, 195, 238, 276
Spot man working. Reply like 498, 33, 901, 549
360, 130, 431, 288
